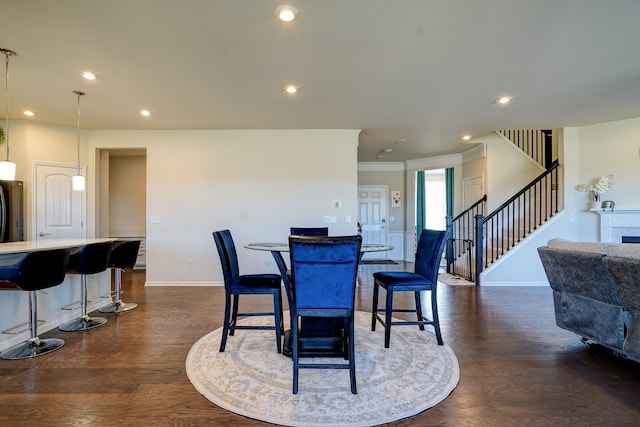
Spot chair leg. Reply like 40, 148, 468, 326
384, 288, 393, 348
219, 292, 232, 352
414, 291, 425, 331
292, 315, 299, 394
59, 275, 108, 332
431, 288, 443, 345
230, 294, 239, 336
0, 291, 64, 360
99, 267, 137, 313
273, 291, 282, 354
371, 281, 379, 331
348, 314, 357, 394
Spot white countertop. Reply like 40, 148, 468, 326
0, 238, 114, 255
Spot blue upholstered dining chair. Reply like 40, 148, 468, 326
285, 227, 329, 303
289, 235, 362, 394
213, 230, 283, 353
371, 229, 449, 348
290, 227, 329, 236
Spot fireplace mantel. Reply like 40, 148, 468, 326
593, 209, 640, 243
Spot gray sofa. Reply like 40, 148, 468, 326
538, 239, 640, 363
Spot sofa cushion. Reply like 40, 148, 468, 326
547, 238, 610, 254
606, 243, 640, 260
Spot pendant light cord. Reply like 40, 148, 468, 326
2, 50, 13, 163
74, 90, 85, 175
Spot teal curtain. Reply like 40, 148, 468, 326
416, 171, 426, 244
445, 167, 454, 218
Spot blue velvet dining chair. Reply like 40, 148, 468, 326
213, 230, 283, 353
290, 227, 329, 236
289, 234, 362, 394
371, 229, 449, 348
285, 227, 329, 304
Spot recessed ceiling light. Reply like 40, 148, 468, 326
383, 148, 393, 153
462, 135, 471, 141
140, 110, 151, 117
285, 85, 297, 94
496, 96, 512, 104
23, 110, 35, 117
396, 139, 407, 144
377, 154, 385, 159
276, 5, 298, 22
82, 72, 96, 80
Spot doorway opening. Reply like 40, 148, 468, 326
98, 148, 147, 268
415, 167, 453, 249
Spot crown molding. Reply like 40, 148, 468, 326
462, 144, 486, 163
405, 153, 462, 171
357, 162, 405, 172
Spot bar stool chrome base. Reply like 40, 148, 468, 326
99, 300, 138, 313
58, 315, 108, 332
0, 337, 65, 360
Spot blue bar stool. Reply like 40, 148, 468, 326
0, 248, 70, 360
58, 241, 112, 332
99, 240, 141, 313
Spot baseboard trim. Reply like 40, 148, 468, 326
144, 281, 223, 287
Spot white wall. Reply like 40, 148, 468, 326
9, 123, 359, 286
574, 117, 640, 241
87, 129, 360, 285
109, 154, 146, 237
480, 132, 545, 211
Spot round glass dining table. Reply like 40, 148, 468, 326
245, 241, 393, 357
245, 242, 393, 254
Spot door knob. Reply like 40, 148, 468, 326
39, 232, 51, 237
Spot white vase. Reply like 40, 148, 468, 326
590, 201, 602, 210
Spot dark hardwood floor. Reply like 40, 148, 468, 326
1, 263, 640, 426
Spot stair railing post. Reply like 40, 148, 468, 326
543, 129, 553, 169
475, 214, 484, 285
446, 215, 453, 273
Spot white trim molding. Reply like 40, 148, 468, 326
358, 162, 405, 172
405, 153, 462, 171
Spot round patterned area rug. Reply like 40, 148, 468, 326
186, 311, 459, 427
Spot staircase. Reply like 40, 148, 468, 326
446, 129, 560, 284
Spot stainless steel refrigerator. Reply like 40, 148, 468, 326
0, 180, 24, 242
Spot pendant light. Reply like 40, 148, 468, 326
72, 90, 85, 191
0, 48, 17, 181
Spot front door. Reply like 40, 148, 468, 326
35, 163, 85, 239
358, 186, 387, 259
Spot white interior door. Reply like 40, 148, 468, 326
35, 163, 85, 240
358, 186, 387, 259
463, 175, 484, 210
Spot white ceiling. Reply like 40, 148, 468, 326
2, 0, 640, 162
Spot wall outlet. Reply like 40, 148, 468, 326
187, 259, 195, 268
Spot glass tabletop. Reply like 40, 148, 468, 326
245, 242, 393, 252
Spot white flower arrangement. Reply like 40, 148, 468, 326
576, 174, 614, 201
